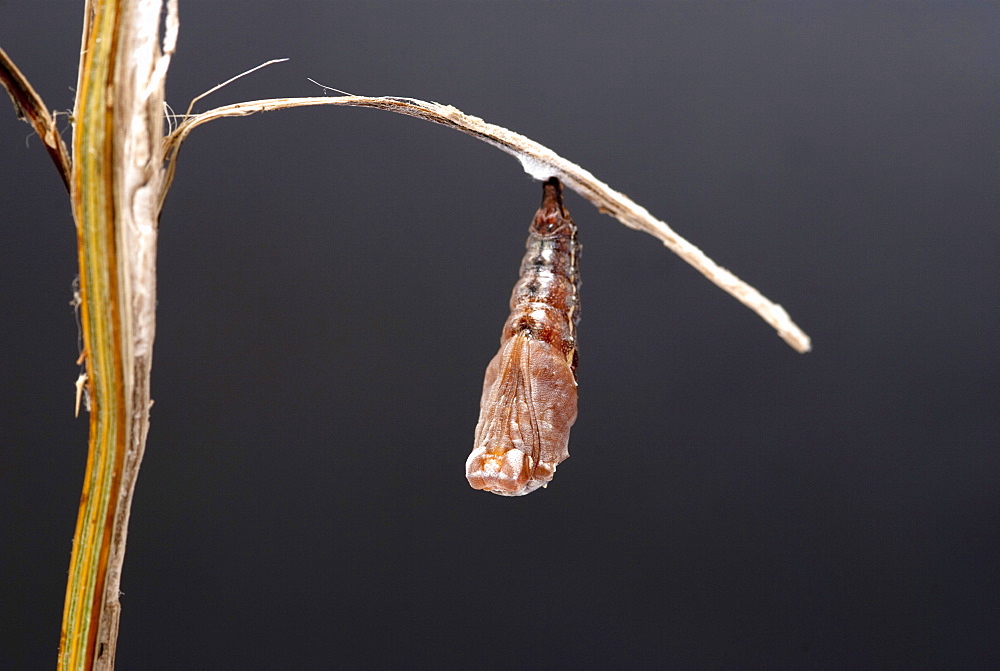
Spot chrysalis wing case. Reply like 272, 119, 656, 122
466, 177, 581, 496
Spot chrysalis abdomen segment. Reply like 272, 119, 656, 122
507, 181, 581, 367
466, 178, 581, 496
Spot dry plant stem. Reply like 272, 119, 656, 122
166, 96, 810, 352
59, 0, 171, 668
0, 46, 72, 189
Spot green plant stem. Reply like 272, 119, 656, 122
59, 0, 127, 668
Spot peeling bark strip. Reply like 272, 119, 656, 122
467, 178, 581, 496
0, 46, 72, 189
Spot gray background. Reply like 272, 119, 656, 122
2, 1, 998, 667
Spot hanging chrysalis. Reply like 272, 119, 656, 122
466, 177, 581, 496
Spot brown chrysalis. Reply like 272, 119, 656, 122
466, 177, 581, 496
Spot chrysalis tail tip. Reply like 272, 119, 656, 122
540, 176, 565, 213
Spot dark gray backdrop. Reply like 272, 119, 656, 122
2, 2, 998, 668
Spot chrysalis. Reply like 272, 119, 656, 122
466, 177, 581, 496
